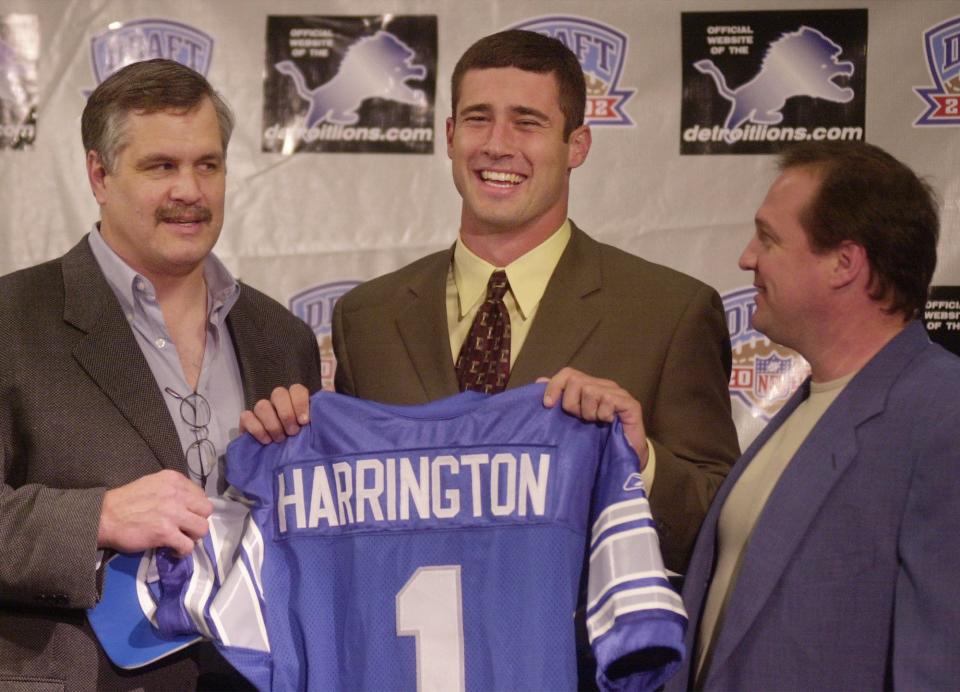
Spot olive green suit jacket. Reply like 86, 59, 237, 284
333, 223, 740, 572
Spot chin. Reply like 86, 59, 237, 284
479, 215, 523, 232
164, 245, 213, 269
465, 207, 522, 233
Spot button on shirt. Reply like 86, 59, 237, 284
88, 227, 244, 496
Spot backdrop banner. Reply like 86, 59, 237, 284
1, 0, 957, 447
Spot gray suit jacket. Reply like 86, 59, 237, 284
671, 322, 960, 690
333, 223, 740, 571
0, 237, 322, 691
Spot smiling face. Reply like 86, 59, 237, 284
446, 67, 590, 245
739, 166, 836, 350
88, 97, 226, 283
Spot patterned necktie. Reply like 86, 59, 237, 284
455, 270, 512, 394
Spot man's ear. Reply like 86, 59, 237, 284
446, 117, 455, 160
567, 125, 591, 170
830, 240, 868, 289
87, 150, 109, 204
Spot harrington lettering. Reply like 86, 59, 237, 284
277, 451, 552, 532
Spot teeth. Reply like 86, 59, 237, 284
481, 170, 524, 184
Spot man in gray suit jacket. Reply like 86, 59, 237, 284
0, 60, 321, 690
672, 142, 960, 689
245, 31, 739, 575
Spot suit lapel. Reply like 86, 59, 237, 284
509, 223, 602, 386
677, 384, 809, 686
62, 238, 185, 473
227, 287, 286, 409
684, 383, 808, 595
395, 249, 460, 400
706, 323, 929, 679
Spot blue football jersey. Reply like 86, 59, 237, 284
151, 384, 686, 690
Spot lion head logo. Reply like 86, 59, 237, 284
276, 30, 427, 128
694, 25, 854, 140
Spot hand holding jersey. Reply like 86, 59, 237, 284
98, 470, 213, 556
240, 382, 312, 442
240, 366, 651, 469
540, 367, 649, 469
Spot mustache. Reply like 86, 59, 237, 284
155, 203, 213, 224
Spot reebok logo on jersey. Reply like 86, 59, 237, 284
622, 473, 645, 492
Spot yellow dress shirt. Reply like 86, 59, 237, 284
446, 220, 572, 367
444, 220, 656, 488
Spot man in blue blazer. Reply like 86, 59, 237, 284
671, 141, 960, 690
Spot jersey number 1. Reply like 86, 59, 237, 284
396, 566, 466, 692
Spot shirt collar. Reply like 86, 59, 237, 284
453, 220, 571, 320
203, 251, 241, 326
87, 224, 240, 325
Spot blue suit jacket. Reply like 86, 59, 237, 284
670, 321, 960, 690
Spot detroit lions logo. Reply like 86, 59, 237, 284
276, 31, 427, 128
695, 26, 854, 138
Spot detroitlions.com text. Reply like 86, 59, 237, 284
264, 123, 434, 144
683, 123, 863, 143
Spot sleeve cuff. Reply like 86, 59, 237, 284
640, 438, 656, 490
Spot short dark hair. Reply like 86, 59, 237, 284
778, 141, 939, 319
451, 30, 586, 141
81, 58, 234, 172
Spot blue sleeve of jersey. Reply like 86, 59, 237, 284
151, 498, 273, 657
586, 420, 687, 691
154, 549, 200, 638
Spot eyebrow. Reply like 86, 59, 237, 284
753, 216, 778, 240
511, 105, 551, 122
133, 153, 174, 169
134, 152, 223, 168
458, 103, 552, 123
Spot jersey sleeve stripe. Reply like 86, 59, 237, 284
187, 544, 217, 640
586, 585, 687, 641
587, 526, 672, 611
207, 498, 254, 585
586, 573, 672, 613
136, 552, 160, 626
590, 497, 652, 548
239, 518, 266, 602
209, 559, 271, 653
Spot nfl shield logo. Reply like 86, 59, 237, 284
724, 286, 810, 420
753, 353, 794, 402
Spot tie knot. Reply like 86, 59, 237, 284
486, 270, 510, 302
